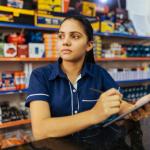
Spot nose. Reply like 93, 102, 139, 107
62, 36, 71, 46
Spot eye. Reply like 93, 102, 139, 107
71, 33, 81, 40
57, 33, 64, 39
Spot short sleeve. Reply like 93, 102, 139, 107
25, 69, 50, 107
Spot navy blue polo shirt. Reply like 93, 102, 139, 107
25, 59, 119, 118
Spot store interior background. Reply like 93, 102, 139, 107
0, 0, 150, 149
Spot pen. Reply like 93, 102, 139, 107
90, 87, 121, 94
90, 87, 131, 102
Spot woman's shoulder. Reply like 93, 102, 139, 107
31, 63, 55, 78
89, 63, 108, 73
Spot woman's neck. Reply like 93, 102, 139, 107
61, 60, 84, 76
61, 57, 85, 79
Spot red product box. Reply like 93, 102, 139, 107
17, 44, 28, 58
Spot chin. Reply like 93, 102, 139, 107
61, 56, 78, 62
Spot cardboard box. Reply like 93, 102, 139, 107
35, 14, 64, 28
4, 43, 17, 57
0, 6, 34, 25
38, 0, 62, 12
17, 44, 28, 58
101, 21, 115, 33
81, 1, 96, 17
28, 43, 45, 58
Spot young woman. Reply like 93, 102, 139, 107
25, 15, 150, 142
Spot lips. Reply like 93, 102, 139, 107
61, 49, 72, 54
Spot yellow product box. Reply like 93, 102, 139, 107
38, 0, 62, 12
38, 0, 51, 4
101, 21, 115, 33
81, 1, 96, 17
35, 14, 64, 29
0, 6, 34, 24
87, 17, 100, 32
91, 21, 100, 32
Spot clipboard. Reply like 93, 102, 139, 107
103, 97, 150, 127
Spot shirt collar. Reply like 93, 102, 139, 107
81, 62, 95, 78
49, 58, 67, 80
49, 58, 95, 80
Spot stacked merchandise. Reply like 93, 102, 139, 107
93, 36, 102, 59
43, 33, 59, 58
0, 102, 28, 123
100, 42, 150, 58
0, 32, 60, 59
122, 85, 150, 101
0, 71, 26, 91
108, 66, 150, 82
125, 45, 150, 57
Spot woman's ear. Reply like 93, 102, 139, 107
86, 41, 94, 52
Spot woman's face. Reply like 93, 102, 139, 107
57, 19, 93, 62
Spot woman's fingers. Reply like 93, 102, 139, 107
144, 103, 150, 115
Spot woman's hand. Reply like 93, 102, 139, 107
90, 88, 122, 124
131, 94, 150, 121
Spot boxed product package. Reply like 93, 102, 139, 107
0, 71, 16, 91
4, 43, 17, 57
7, 0, 24, 8
101, 20, 115, 33
38, 0, 62, 12
17, 44, 28, 58
0, 5, 34, 25
28, 43, 45, 58
81, 1, 96, 17
35, 13, 64, 28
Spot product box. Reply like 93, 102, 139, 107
17, 44, 28, 58
0, 13, 14, 22
28, 43, 45, 58
7, 0, 24, 9
81, 1, 96, 17
35, 13, 64, 28
0, 43, 4, 57
101, 20, 115, 33
87, 17, 100, 32
0, 5, 34, 25
38, 0, 62, 12
0, 71, 16, 91
4, 43, 17, 57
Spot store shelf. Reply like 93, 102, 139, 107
0, 89, 27, 95
1, 22, 150, 39
0, 22, 58, 31
117, 79, 150, 84
94, 32, 150, 39
96, 57, 150, 61
0, 57, 57, 62
0, 119, 31, 129
1, 57, 150, 62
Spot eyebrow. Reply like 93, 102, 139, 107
58, 31, 82, 35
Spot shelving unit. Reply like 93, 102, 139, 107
1, 11, 150, 141
1, 22, 150, 40
0, 57, 57, 62
117, 79, 150, 84
0, 119, 31, 129
1, 57, 150, 62
0, 89, 27, 95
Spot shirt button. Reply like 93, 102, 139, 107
73, 89, 76, 93
74, 110, 78, 114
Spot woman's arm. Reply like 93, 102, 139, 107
30, 88, 122, 140
30, 100, 95, 140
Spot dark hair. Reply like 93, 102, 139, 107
59, 15, 95, 64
